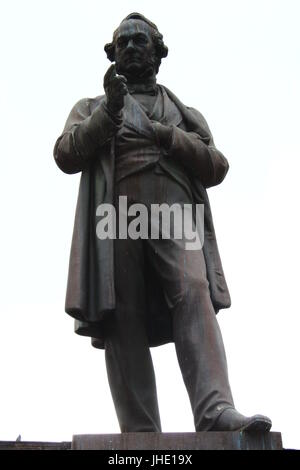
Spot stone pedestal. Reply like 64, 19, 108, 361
72, 432, 282, 450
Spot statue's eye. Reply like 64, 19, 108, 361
117, 38, 127, 48
135, 35, 148, 45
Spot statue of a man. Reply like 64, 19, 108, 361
54, 13, 271, 433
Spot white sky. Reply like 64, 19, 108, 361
0, 0, 299, 450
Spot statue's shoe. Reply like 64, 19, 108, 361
210, 408, 272, 432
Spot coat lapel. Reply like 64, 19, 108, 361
123, 94, 155, 139
123, 87, 183, 138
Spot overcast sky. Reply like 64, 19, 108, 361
0, 0, 299, 449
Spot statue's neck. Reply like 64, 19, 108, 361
126, 73, 158, 95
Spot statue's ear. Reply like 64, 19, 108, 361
104, 43, 115, 62
159, 44, 168, 59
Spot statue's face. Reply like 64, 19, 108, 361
114, 19, 156, 79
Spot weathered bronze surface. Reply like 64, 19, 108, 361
54, 13, 272, 434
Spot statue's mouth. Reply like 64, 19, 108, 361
123, 54, 142, 65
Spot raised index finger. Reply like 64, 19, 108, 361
103, 64, 116, 87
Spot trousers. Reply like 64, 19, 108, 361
104, 166, 234, 432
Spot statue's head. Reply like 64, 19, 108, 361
104, 13, 168, 81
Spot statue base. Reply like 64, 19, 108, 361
72, 431, 282, 450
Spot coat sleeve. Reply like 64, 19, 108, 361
53, 97, 122, 174
166, 108, 229, 188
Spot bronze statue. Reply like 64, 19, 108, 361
54, 13, 272, 433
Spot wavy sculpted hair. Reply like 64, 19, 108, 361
104, 13, 168, 73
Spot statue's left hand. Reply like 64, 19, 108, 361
151, 122, 173, 149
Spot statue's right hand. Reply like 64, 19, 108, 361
103, 64, 128, 115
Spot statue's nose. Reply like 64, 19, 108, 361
126, 39, 135, 50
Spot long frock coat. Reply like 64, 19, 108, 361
54, 86, 231, 349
